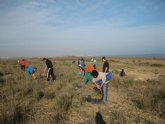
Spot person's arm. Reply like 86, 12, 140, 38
104, 67, 108, 73
94, 81, 100, 90
99, 73, 106, 89
32, 74, 36, 79
92, 78, 100, 90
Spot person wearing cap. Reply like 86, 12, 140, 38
26, 66, 37, 80
102, 57, 109, 73
43, 58, 56, 81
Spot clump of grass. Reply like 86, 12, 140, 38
0, 72, 4, 76
0, 78, 4, 86
0, 105, 31, 124
23, 87, 33, 96
34, 91, 44, 101
150, 63, 164, 67
123, 78, 133, 87
151, 90, 165, 118
0, 94, 7, 103
132, 98, 145, 109
131, 79, 165, 119
108, 110, 126, 124
45, 92, 55, 99
51, 93, 74, 123
112, 76, 133, 88
112, 69, 119, 74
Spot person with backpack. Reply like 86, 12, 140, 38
91, 70, 112, 104
43, 58, 56, 81
102, 57, 109, 73
78, 65, 94, 84
19, 59, 27, 71
26, 66, 37, 80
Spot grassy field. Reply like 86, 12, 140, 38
0, 57, 165, 124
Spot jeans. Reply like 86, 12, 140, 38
102, 81, 109, 102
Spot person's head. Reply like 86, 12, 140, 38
43, 58, 47, 61
22, 59, 25, 61
102, 57, 106, 62
91, 70, 99, 78
79, 63, 85, 69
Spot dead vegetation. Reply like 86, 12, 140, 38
0, 57, 165, 124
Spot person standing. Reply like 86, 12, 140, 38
102, 57, 109, 73
43, 58, 56, 81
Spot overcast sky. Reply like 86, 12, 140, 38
0, 0, 165, 57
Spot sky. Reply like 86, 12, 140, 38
0, 0, 165, 57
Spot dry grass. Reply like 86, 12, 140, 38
0, 57, 165, 124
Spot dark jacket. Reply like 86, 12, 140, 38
45, 59, 53, 68
102, 61, 109, 73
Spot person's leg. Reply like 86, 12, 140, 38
23, 66, 26, 71
50, 68, 56, 80
26, 71, 31, 80
103, 82, 109, 102
47, 68, 51, 81
21, 65, 23, 70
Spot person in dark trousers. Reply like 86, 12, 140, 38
43, 58, 56, 81
120, 69, 126, 77
102, 57, 109, 73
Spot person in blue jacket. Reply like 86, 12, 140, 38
26, 66, 37, 80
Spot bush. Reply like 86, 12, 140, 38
0, 105, 31, 124
23, 87, 33, 96
34, 91, 44, 101
0, 78, 4, 86
133, 98, 144, 109
108, 110, 126, 124
151, 90, 165, 118
45, 92, 55, 99
51, 94, 74, 123
150, 64, 164, 67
